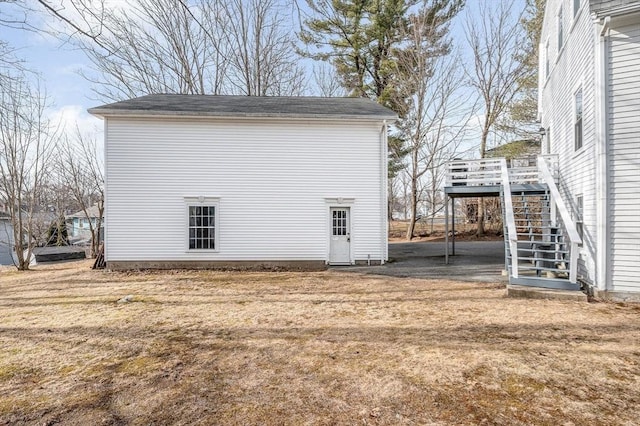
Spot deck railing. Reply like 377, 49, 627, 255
446, 158, 503, 187
446, 155, 560, 186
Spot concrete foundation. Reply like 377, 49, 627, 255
593, 290, 640, 303
107, 260, 328, 271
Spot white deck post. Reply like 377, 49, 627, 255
445, 194, 449, 264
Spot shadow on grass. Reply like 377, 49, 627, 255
1, 322, 638, 350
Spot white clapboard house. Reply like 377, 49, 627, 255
0, 210, 15, 266
537, 0, 640, 300
89, 95, 396, 270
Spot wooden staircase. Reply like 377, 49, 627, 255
446, 155, 583, 291
502, 186, 581, 290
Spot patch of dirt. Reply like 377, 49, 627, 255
1, 260, 639, 425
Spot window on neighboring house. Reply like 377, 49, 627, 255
188, 205, 217, 250
574, 88, 583, 150
545, 41, 550, 78
557, 7, 564, 52
576, 195, 584, 241
545, 126, 551, 154
573, 0, 581, 17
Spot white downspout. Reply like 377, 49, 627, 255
103, 118, 109, 266
595, 16, 610, 292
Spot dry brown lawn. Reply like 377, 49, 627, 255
1, 260, 639, 425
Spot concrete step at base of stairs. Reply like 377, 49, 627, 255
507, 284, 588, 301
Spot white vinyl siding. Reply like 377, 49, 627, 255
607, 20, 640, 293
104, 117, 385, 263
540, 0, 596, 284
540, 0, 640, 296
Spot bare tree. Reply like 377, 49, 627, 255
0, 74, 58, 270
19, 0, 305, 100
58, 127, 104, 257
68, 0, 228, 100
465, 0, 528, 236
311, 63, 346, 97
219, 0, 307, 96
395, 15, 475, 241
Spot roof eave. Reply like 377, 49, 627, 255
87, 108, 398, 122
591, 2, 640, 18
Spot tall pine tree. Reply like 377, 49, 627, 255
300, 0, 464, 116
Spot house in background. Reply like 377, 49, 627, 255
89, 95, 396, 270
65, 204, 103, 243
538, 0, 640, 299
0, 211, 15, 266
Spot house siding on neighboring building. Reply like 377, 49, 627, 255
607, 17, 640, 292
0, 219, 14, 266
540, 0, 640, 298
104, 117, 388, 266
541, 0, 598, 284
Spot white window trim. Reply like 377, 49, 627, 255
184, 196, 220, 253
573, 85, 584, 152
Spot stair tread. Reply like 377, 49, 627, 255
513, 249, 569, 254
518, 265, 570, 273
515, 256, 567, 262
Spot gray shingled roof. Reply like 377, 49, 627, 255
590, 0, 640, 16
88, 94, 398, 120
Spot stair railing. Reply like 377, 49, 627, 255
537, 156, 583, 284
500, 158, 519, 279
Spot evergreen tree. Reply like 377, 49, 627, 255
300, 0, 464, 117
301, 0, 464, 229
47, 216, 69, 247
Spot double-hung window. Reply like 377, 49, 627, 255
557, 7, 564, 52
574, 88, 583, 150
187, 203, 218, 250
545, 126, 551, 154
576, 195, 584, 242
545, 40, 550, 78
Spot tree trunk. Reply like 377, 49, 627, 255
406, 177, 418, 240
476, 123, 489, 237
476, 197, 485, 237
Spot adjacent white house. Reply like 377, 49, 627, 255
538, 0, 640, 300
0, 211, 15, 266
89, 95, 396, 270
65, 204, 103, 242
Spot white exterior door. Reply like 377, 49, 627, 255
329, 207, 351, 265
